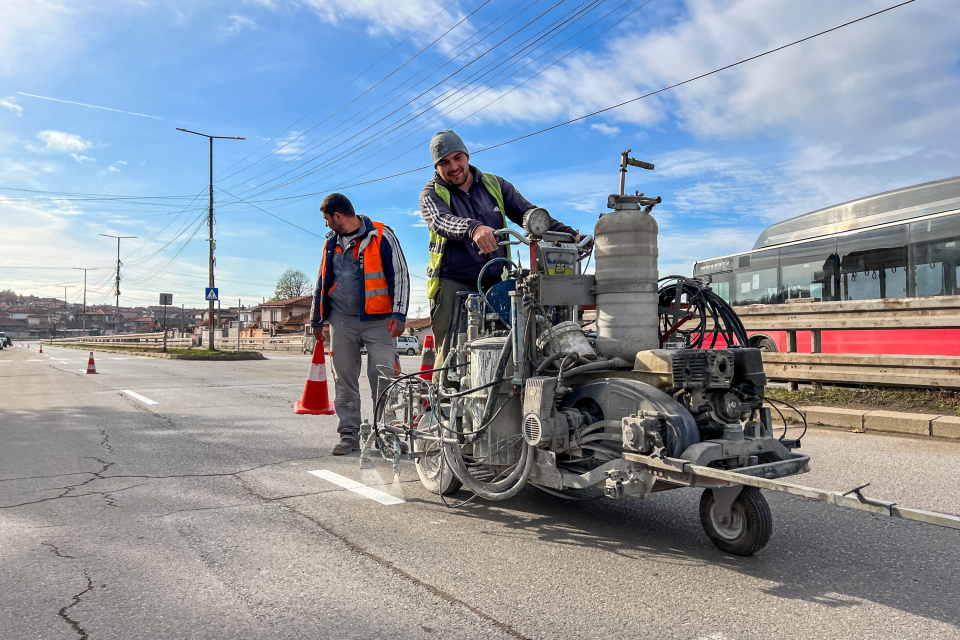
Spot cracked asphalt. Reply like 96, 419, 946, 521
2, 343, 960, 639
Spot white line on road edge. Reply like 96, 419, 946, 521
121, 389, 158, 405
308, 470, 405, 505
60, 360, 71, 364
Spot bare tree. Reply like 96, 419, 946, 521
274, 268, 311, 300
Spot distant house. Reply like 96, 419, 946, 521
406, 317, 433, 341
258, 296, 312, 335
135, 317, 158, 332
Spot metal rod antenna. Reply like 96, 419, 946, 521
99, 235, 137, 335
176, 128, 245, 351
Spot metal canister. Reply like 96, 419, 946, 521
593, 207, 659, 359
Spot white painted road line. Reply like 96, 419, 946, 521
60, 360, 71, 364
121, 390, 158, 405
308, 470, 405, 505
27, 359, 45, 362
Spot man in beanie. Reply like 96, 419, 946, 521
309, 193, 410, 455
419, 130, 587, 374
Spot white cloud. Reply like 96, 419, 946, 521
274, 131, 307, 158
71, 153, 96, 164
460, 0, 960, 158
295, 0, 462, 37
37, 130, 92, 153
223, 14, 257, 35
590, 123, 620, 136
1, 96, 23, 115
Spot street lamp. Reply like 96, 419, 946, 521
176, 128, 245, 350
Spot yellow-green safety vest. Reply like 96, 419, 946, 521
427, 172, 512, 300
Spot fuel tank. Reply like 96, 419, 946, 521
593, 206, 659, 359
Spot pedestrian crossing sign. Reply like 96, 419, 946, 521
205, 287, 219, 301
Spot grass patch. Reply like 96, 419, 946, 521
765, 386, 960, 416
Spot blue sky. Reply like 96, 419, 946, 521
1, 0, 958, 316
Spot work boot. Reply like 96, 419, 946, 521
331, 438, 360, 456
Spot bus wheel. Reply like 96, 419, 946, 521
750, 335, 777, 352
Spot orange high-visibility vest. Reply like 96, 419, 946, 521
317, 221, 393, 319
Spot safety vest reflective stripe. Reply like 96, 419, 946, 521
427, 172, 510, 300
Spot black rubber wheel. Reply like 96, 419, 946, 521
406, 348, 416, 356
699, 487, 773, 556
414, 410, 463, 495
749, 335, 778, 352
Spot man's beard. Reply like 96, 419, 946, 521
449, 168, 470, 187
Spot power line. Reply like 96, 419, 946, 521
244, 0, 919, 197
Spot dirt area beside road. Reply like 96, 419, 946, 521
765, 386, 960, 417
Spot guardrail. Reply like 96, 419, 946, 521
214, 336, 306, 351
733, 296, 960, 389
762, 353, 960, 390
737, 295, 960, 332
47, 335, 193, 349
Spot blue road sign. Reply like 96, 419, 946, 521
205, 287, 219, 301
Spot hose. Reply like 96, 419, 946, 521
558, 357, 632, 380
442, 439, 536, 500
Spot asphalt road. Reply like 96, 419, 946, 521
2, 344, 959, 640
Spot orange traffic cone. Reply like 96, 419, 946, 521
86, 352, 98, 374
417, 334, 436, 381
39, 344, 43, 354
294, 336, 335, 415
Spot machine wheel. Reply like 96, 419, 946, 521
699, 487, 772, 556
414, 410, 463, 495
406, 348, 416, 356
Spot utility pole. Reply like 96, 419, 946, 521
176, 128, 244, 351
72, 267, 98, 335
99, 234, 137, 335
56, 285, 74, 337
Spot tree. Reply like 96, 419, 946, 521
274, 268, 311, 300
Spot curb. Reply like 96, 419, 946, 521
767, 403, 960, 439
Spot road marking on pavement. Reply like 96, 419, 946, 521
308, 470, 405, 505
27, 359, 45, 362
60, 360, 71, 364
121, 389, 158, 405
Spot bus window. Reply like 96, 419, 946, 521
779, 238, 838, 302
910, 214, 960, 297
711, 280, 731, 303
733, 249, 778, 305
838, 225, 908, 300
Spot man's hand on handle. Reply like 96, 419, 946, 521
471, 225, 499, 254
387, 319, 405, 338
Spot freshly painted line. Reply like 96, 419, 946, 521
121, 389, 158, 405
308, 470, 405, 505
27, 359, 45, 362
60, 360, 71, 364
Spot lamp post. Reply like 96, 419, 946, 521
176, 128, 245, 350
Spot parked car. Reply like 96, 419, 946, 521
0, 332, 7, 349
396, 334, 420, 356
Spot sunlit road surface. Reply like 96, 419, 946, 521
2, 344, 959, 639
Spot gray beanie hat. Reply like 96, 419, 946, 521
430, 129, 469, 166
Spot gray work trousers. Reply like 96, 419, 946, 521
429, 278, 474, 382
328, 310, 399, 442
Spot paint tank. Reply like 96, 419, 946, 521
593, 207, 659, 359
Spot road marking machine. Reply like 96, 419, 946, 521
362, 151, 960, 555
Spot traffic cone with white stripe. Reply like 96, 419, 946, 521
86, 351, 98, 374
417, 334, 436, 381
294, 336, 335, 415
39, 344, 43, 354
